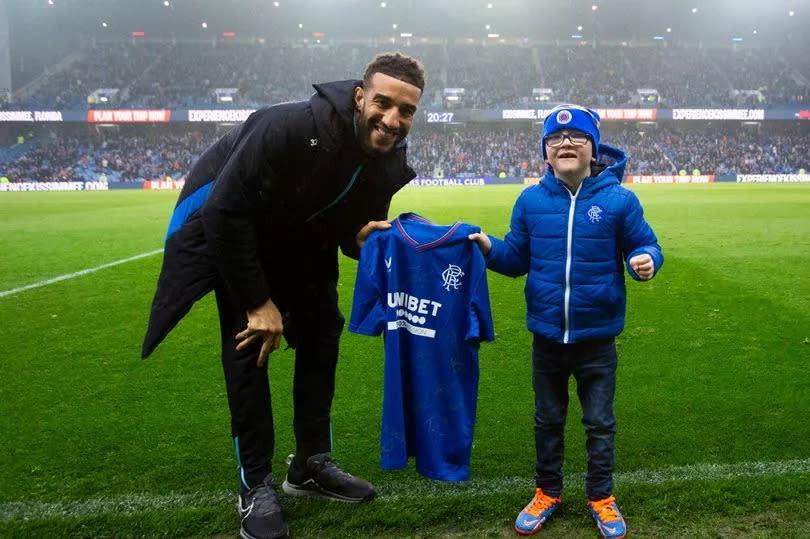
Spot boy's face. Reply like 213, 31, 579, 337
544, 129, 594, 181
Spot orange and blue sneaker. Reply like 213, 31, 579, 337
514, 488, 561, 535
587, 495, 626, 539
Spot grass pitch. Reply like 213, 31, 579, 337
1, 184, 809, 538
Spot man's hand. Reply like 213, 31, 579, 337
629, 254, 655, 280
236, 298, 284, 366
356, 220, 391, 249
468, 232, 492, 256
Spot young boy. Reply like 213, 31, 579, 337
469, 104, 663, 538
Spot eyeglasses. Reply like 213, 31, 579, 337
545, 133, 590, 147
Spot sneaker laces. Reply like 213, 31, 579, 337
590, 496, 620, 523
317, 455, 353, 480
525, 489, 560, 517
245, 475, 281, 514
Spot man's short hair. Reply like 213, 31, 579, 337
363, 52, 426, 93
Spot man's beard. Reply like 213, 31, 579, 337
355, 109, 402, 156
354, 112, 376, 155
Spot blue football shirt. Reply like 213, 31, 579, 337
349, 213, 495, 481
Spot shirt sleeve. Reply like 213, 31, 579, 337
348, 233, 387, 336
466, 234, 496, 343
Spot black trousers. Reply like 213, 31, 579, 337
215, 279, 345, 490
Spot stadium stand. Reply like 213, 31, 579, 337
5, 40, 809, 109
0, 128, 212, 183
1, 38, 808, 182
2, 125, 807, 182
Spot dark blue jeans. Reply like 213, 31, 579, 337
532, 334, 617, 500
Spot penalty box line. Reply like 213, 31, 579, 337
1, 458, 809, 521
0, 249, 164, 299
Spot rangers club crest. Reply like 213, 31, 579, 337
441, 264, 464, 291
587, 205, 603, 223
556, 110, 572, 124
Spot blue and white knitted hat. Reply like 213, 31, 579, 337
542, 104, 601, 160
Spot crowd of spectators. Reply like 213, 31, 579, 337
1, 130, 213, 183
408, 128, 545, 177
24, 43, 165, 109
5, 40, 809, 110
2, 137, 87, 183
656, 128, 810, 175
405, 126, 809, 177
6, 125, 804, 183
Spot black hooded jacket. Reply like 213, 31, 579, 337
142, 80, 416, 358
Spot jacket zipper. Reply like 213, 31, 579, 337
563, 185, 580, 344
305, 163, 364, 223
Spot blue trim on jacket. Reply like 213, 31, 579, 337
486, 144, 664, 343
165, 180, 215, 242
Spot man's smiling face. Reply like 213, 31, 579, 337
354, 72, 421, 156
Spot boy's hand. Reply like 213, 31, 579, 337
468, 232, 492, 256
629, 254, 654, 280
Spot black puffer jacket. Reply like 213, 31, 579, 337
142, 80, 416, 358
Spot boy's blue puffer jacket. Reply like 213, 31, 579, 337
486, 144, 663, 344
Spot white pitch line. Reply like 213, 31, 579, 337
0, 249, 164, 299
1, 458, 808, 521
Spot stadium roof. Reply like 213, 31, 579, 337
5, 0, 808, 46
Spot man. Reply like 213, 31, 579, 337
142, 52, 425, 539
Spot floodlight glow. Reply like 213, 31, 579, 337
753, 29, 758, 34
789, 10, 794, 16
577, 25, 583, 31
163, 0, 169, 6
485, 24, 490, 30
591, 4, 598, 10
392, 23, 397, 29
400, 32, 412, 37
487, 3, 493, 8
47, 0, 53, 4
666, 27, 672, 32
102, 22, 107, 27
692, 7, 698, 13
298, 23, 303, 28
380, 1, 387, 6
201, 22, 207, 28
273, 1, 279, 6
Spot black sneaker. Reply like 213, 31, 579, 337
238, 473, 289, 539
281, 453, 376, 503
